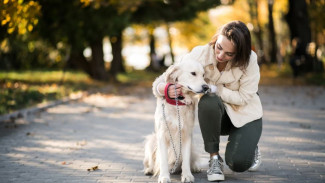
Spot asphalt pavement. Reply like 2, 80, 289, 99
0, 85, 324, 183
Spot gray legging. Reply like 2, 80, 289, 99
198, 93, 262, 172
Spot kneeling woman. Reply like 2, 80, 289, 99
153, 20, 263, 181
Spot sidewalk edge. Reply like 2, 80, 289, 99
0, 91, 87, 123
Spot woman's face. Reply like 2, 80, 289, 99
214, 35, 236, 63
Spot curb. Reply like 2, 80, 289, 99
0, 91, 86, 123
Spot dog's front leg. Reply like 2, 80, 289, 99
157, 130, 171, 183
182, 95, 193, 105
181, 135, 195, 183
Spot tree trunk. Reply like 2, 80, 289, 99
89, 39, 109, 81
248, 0, 267, 64
67, 46, 91, 75
110, 31, 125, 78
285, 0, 312, 72
268, 0, 277, 63
167, 23, 175, 64
147, 30, 157, 71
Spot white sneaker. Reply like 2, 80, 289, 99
207, 155, 225, 181
248, 146, 262, 172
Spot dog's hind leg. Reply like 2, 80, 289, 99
143, 133, 156, 175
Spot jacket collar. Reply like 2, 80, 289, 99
212, 61, 243, 84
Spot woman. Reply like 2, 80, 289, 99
152, 20, 263, 181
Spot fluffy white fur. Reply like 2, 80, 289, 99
143, 58, 208, 183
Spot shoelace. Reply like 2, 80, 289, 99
208, 159, 223, 174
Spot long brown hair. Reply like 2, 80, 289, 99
209, 21, 251, 69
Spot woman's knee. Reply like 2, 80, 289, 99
198, 93, 223, 112
225, 154, 253, 172
198, 94, 224, 126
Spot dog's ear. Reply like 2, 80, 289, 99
164, 64, 179, 83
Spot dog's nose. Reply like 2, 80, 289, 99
202, 84, 209, 92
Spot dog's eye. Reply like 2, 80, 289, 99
203, 74, 205, 77
191, 72, 196, 76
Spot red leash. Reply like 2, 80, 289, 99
164, 83, 185, 106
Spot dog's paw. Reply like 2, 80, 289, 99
158, 175, 171, 183
183, 98, 193, 105
191, 165, 201, 173
181, 172, 194, 183
144, 168, 153, 175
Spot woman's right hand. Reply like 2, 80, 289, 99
157, 83, 183, 98
167, 84, 183, 99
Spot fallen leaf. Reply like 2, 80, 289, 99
87, 166, 98, 171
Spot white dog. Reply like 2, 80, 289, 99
144, 57, 209, 183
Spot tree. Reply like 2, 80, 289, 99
285, 0, 313, 73
247, 0, 267, 64
173, 11, 217, 50
0, 0, 42, 70
131, 0, 220, 70
267, 0, 277, 63
0, 0, 40, 37
37, 0, 140, 81
307, 0, 325, 72
37, 0, 94, 77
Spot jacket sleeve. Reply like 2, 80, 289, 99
217, 52, 260, 106
152, 72, 166, 98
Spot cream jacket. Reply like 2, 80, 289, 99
152, 44, 263, 127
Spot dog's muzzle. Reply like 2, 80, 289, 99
202, 84, 210, 94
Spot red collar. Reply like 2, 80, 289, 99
164, 83, 185, 106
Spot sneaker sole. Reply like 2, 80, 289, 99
248, 160, 262, 172
208, 174, 225, 181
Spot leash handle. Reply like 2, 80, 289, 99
164, 83, 185, 105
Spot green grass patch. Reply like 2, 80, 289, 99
0, 69, 162, 115
117, 70, 162, 86
0, 70, 106, 115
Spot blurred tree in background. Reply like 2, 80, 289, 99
0, 0, 44, 69
0, 0, 324, 81
130, 0, 220, 71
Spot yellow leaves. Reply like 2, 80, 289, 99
28, 1, 34, 6
0, 0, 40, 35
1, 14, 11, 26
7, 27, 15, 34
2, 19, 7, 26
80, 0, 91, 7
27, 24, 33, 31
0, 39, 9, 53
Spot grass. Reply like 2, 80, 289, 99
0, 69, 161, 115
0, 70, 106, 115
117, 70, 161, 86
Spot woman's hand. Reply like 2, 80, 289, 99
167, 84, 183, 99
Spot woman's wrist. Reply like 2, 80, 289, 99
209, 84, 218, 93
156, 82, 166, 96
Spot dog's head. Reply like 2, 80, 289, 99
164, 54, 209, 94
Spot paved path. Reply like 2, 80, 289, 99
0, 85, 324, 183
